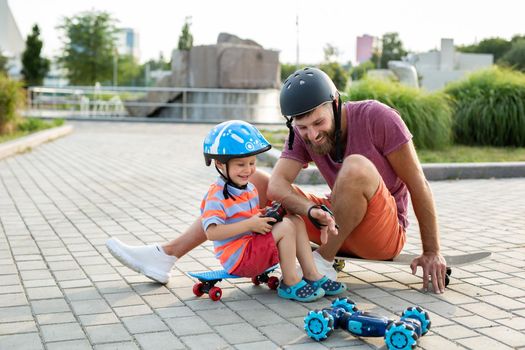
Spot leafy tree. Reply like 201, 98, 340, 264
376, 32, 407, 69
319, 62, 348, 91
499, 40, 525, 72
280, 63, 303, 82
350, 60, 375, 81
178, 17, 193, 51
57, 11, 118, 85
21, 24, 50, 86
457, 37, 512, 62
0, 50, 9, 75
117, 55, 142, 86
323, 43, 340, 62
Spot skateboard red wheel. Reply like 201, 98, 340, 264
267, 276, 279, 290
192, 283, 204, 297
209, 286, 222, 301
251, 276, 261, 285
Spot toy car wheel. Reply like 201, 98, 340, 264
333, 259, 346, 272
331, 297, 358, 313
401, 306, 431, 335
209, 286, 222, 301
303, 310, 334, 341
251, 276, 261, 286
384, 321, 418, 350
192, 283, 204, 297
267, 276, 279, 290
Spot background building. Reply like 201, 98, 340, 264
356, 34, 379, 64
116, 28, 140, 61
407, 38, 493, 91
0, 0, 24, 76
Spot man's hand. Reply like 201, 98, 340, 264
309, 207, 338, 244
410, 252, 447, 293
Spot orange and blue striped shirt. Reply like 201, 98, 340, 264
200, 178, 260, 273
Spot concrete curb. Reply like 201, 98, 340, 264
258, 148, 525, 183
0, 125, 74, 161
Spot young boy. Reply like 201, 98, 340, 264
201, 120, 346, 302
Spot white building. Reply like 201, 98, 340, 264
116, 28, 140, 61
407, 38, 493, 91
0, 0, 24, 77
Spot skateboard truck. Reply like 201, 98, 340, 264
304, 298, 431, 350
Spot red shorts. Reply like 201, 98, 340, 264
296, 178, 406, 260
230, 232, 280, 277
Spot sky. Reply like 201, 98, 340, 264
8, 0, 525, 65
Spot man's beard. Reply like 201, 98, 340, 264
304, 124, 336, 156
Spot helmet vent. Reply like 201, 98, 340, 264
299, 80, 305, 85
306, 72, 314, 76
294, 73, 300, 77
286, 83, 292, 89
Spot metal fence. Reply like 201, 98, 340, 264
26, 85, 282, 123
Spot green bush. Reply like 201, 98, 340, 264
0, 74, 25, 133
347, 78, 452, 149
445, 67, 525, 147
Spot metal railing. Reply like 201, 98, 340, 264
26, 85, 282, 123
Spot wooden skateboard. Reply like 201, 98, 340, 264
188, 264, 280, 301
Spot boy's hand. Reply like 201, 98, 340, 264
248, 215, 276, 234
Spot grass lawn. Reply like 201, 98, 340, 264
260, 129, 525, 163
0, 118, 64, 144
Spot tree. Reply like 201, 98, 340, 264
0, 50, 8, 75
21, 24, 50, 86
457, 37, 512, 62
178, 17, 193, 51
57, 11, 118, 85
319, 62, 349, 91
350, 60, 375, 80
375, 32, 407, 69
323, 43, 340, 62
499, 39, 525, 72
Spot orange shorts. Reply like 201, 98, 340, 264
296, 179, 406, 260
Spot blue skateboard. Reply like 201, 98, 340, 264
189, 264, 280, 301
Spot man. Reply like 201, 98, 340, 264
106, 67, 447, 293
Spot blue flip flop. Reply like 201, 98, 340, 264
278, 279, 325, 302
305, 275, 347, 296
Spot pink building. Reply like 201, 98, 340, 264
356, 34, 377, 64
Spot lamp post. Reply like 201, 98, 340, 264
113, 48, 118, 86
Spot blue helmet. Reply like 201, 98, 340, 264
203, 120, 272, 166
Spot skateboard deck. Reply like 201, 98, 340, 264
188, 264, 280, 301
335, 251, 491, 267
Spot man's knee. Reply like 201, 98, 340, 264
338, 155, 378, 185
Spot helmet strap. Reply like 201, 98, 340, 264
214, 162, 247, 200
332, 95, 343, 163
285, 116, 295, 150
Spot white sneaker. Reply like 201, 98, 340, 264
297, 250, 338, 281
106, 238, 176, 284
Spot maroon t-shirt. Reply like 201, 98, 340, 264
280, 100, 413, 228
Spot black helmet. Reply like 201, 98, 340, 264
280, 67, 343, 162
280, 67, 337, 117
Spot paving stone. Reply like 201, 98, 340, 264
235, 340, 280, 349
26, 286, 63, 300
70, 299, 112, 315
0, 305, 34, 323
31, 299, 71, 314
78, 313, 120, 327
120, 314, 168, 334
166, 316, 213, 336
0, 333, 43, 350
113, 304, 153, 317
180, 333, 229, 349
456, 334, 514, 349
93, 342, 139, 350
214, 323, 266, 344
36, 312, 76, 325
46, 339, 92, 350
40, 322, 85, 342
134, 331, 185, 350
478, 325, 525, 347
259, 323, 309, 346
85, 324, 132, 344
195, 307, 244, 326
0, 321, 37, 335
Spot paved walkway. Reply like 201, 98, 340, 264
1, 121, 524, 350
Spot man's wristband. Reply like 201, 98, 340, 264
307, 205, 339, 229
